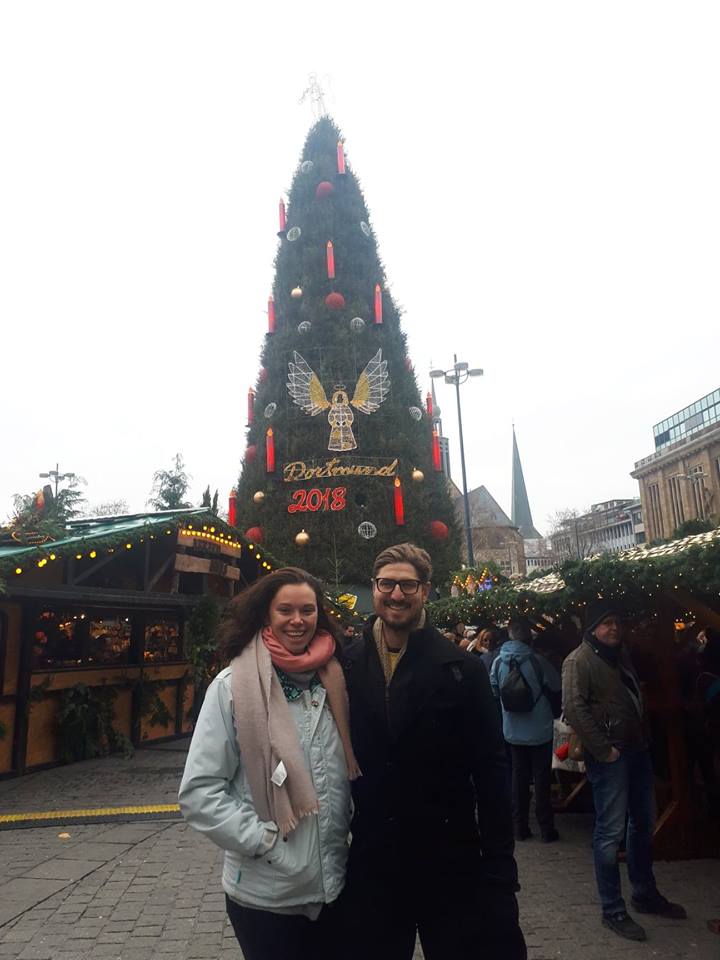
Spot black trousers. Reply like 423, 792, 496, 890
225, 895, 339, 960
510, 740, 554, 837
339, 861, 527, 960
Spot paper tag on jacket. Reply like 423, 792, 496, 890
271, 761, 287, 787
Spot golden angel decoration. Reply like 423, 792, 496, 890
286, 349, 390, 451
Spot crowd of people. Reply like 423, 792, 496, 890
178, 542, 720, 958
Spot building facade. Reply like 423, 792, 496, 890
550, 498, 644, 561
631, 388, 720, 542
452, 483, 526, 576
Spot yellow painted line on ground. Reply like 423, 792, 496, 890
0, 804, 180, 824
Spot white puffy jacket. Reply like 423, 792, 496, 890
178, 666, 351, 911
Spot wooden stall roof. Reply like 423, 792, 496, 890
0, 508, 281, 581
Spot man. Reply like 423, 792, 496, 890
562, 600, 687, 942
490, 617, 561, 843
340, 543, 526, 960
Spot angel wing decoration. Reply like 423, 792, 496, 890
286, 354, 330, 417
286, 349, 391, 452
351, 350, 390, 414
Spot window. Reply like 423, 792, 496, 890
647, 482, 663, 539
689, 465, 708, 519
144, 619, 181, 662
31, 609, 131, 670
668, 476, 686, 530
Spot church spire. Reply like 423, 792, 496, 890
511, 425, 542, 539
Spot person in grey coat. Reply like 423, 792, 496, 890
179, 567, 358, 960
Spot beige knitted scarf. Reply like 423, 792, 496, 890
373, 609, 426, 689
230, 631, 360, 836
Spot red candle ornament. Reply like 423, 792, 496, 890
266, 427, 275, 473
374, 283, 383, 324
278, 199, 286, 232
327, 241, 335, 280
426, 391, 433, 418
247, 387, 255, 425
228, 489, 237, 527
393, 477, 405, 526
337, 141, 346, 175
432, 429, 442, 471
268, 296, 275, 333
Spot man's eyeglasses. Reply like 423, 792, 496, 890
373, 578, 426, 596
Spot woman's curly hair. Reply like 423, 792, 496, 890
218, 566, 339, 663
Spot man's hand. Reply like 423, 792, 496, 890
604, 747, 621, 763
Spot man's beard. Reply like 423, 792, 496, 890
379, 600, 420, 631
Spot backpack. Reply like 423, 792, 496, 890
499, 654, 561, 716
499, 655, 538, 713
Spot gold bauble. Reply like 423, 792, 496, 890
411, 468, 425, 483
295, 529, 310, 547
253, 491, 265, 504
291, 286, 303, 299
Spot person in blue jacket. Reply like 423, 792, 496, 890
490, 616, 561, 842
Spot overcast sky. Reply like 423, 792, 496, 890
2, 2, 718, 537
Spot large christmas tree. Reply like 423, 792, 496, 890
236, 115, 460, 588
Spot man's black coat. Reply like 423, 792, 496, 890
341, 616, 518, 892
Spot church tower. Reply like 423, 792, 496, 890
511, 425, 542, 539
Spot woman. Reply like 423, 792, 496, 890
179, 567, 359, 960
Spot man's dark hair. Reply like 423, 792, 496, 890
371, 542, 432, 582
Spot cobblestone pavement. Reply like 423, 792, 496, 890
1, 745, 718, 959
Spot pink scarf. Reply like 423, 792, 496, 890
261, 626, 336, 673
231, 628, 360, 837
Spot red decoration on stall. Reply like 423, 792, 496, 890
426, 391, 433, 418
393, 477, 405, 526
245, 526, 264, 544
266, 428, 275, 473
325, 292, 346, 310
245, 444, 257, 464
432, 429, 442, 471
247, 387, 255, 425
374, 284, 383, 324
326, 241, 335, 280
315, 181, 334, 199
278, 199, 286, 232
429, 520, 449, 541
228, 489, 237, 527
337, 141, 346, 175
268, 296, 276, 334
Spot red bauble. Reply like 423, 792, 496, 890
245, 444, 257, 464
325, 292, 346, 310
259, 367, 269, 383
245, 526, 264, 544
315, 181, 334, 199
429, 520, 449, 541
404, 356, 413, 371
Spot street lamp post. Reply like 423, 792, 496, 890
39, 463, 76, 500
430, 355, 483, 567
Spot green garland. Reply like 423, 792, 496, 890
428, 539, 720, 626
